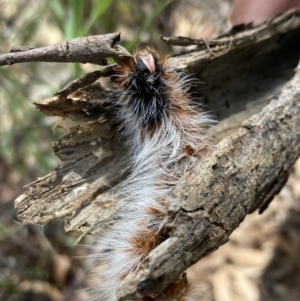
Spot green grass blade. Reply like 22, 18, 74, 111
125, 0, 173, 50
48, 0, 65, 31
83, 0, 114, 35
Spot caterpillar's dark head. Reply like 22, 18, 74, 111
120, 51, 169, 127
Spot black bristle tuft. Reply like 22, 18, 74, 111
125, 54, 169, 126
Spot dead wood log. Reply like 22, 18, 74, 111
117, 60, 300, 300
6, 7, 300, 299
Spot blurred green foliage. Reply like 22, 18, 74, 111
48, 0, 173, 75
0, 222, 7, 241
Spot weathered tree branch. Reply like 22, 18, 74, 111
164, 8, 300, 70
25, 8, 300, 129
116, 61, 300, 300
0, 33, 131, 66
8, 7, 300, 299
14, 8, 300, 234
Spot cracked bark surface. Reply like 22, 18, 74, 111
7, 7, 300, 300
117, 66, 300, 299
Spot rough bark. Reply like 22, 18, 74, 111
7, 7, 300, 299
116, 62, 300, 300
0, 33, 131, 66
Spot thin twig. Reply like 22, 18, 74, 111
0, 33, 131, 66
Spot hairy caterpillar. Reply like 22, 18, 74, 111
88, 49, 212, 301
